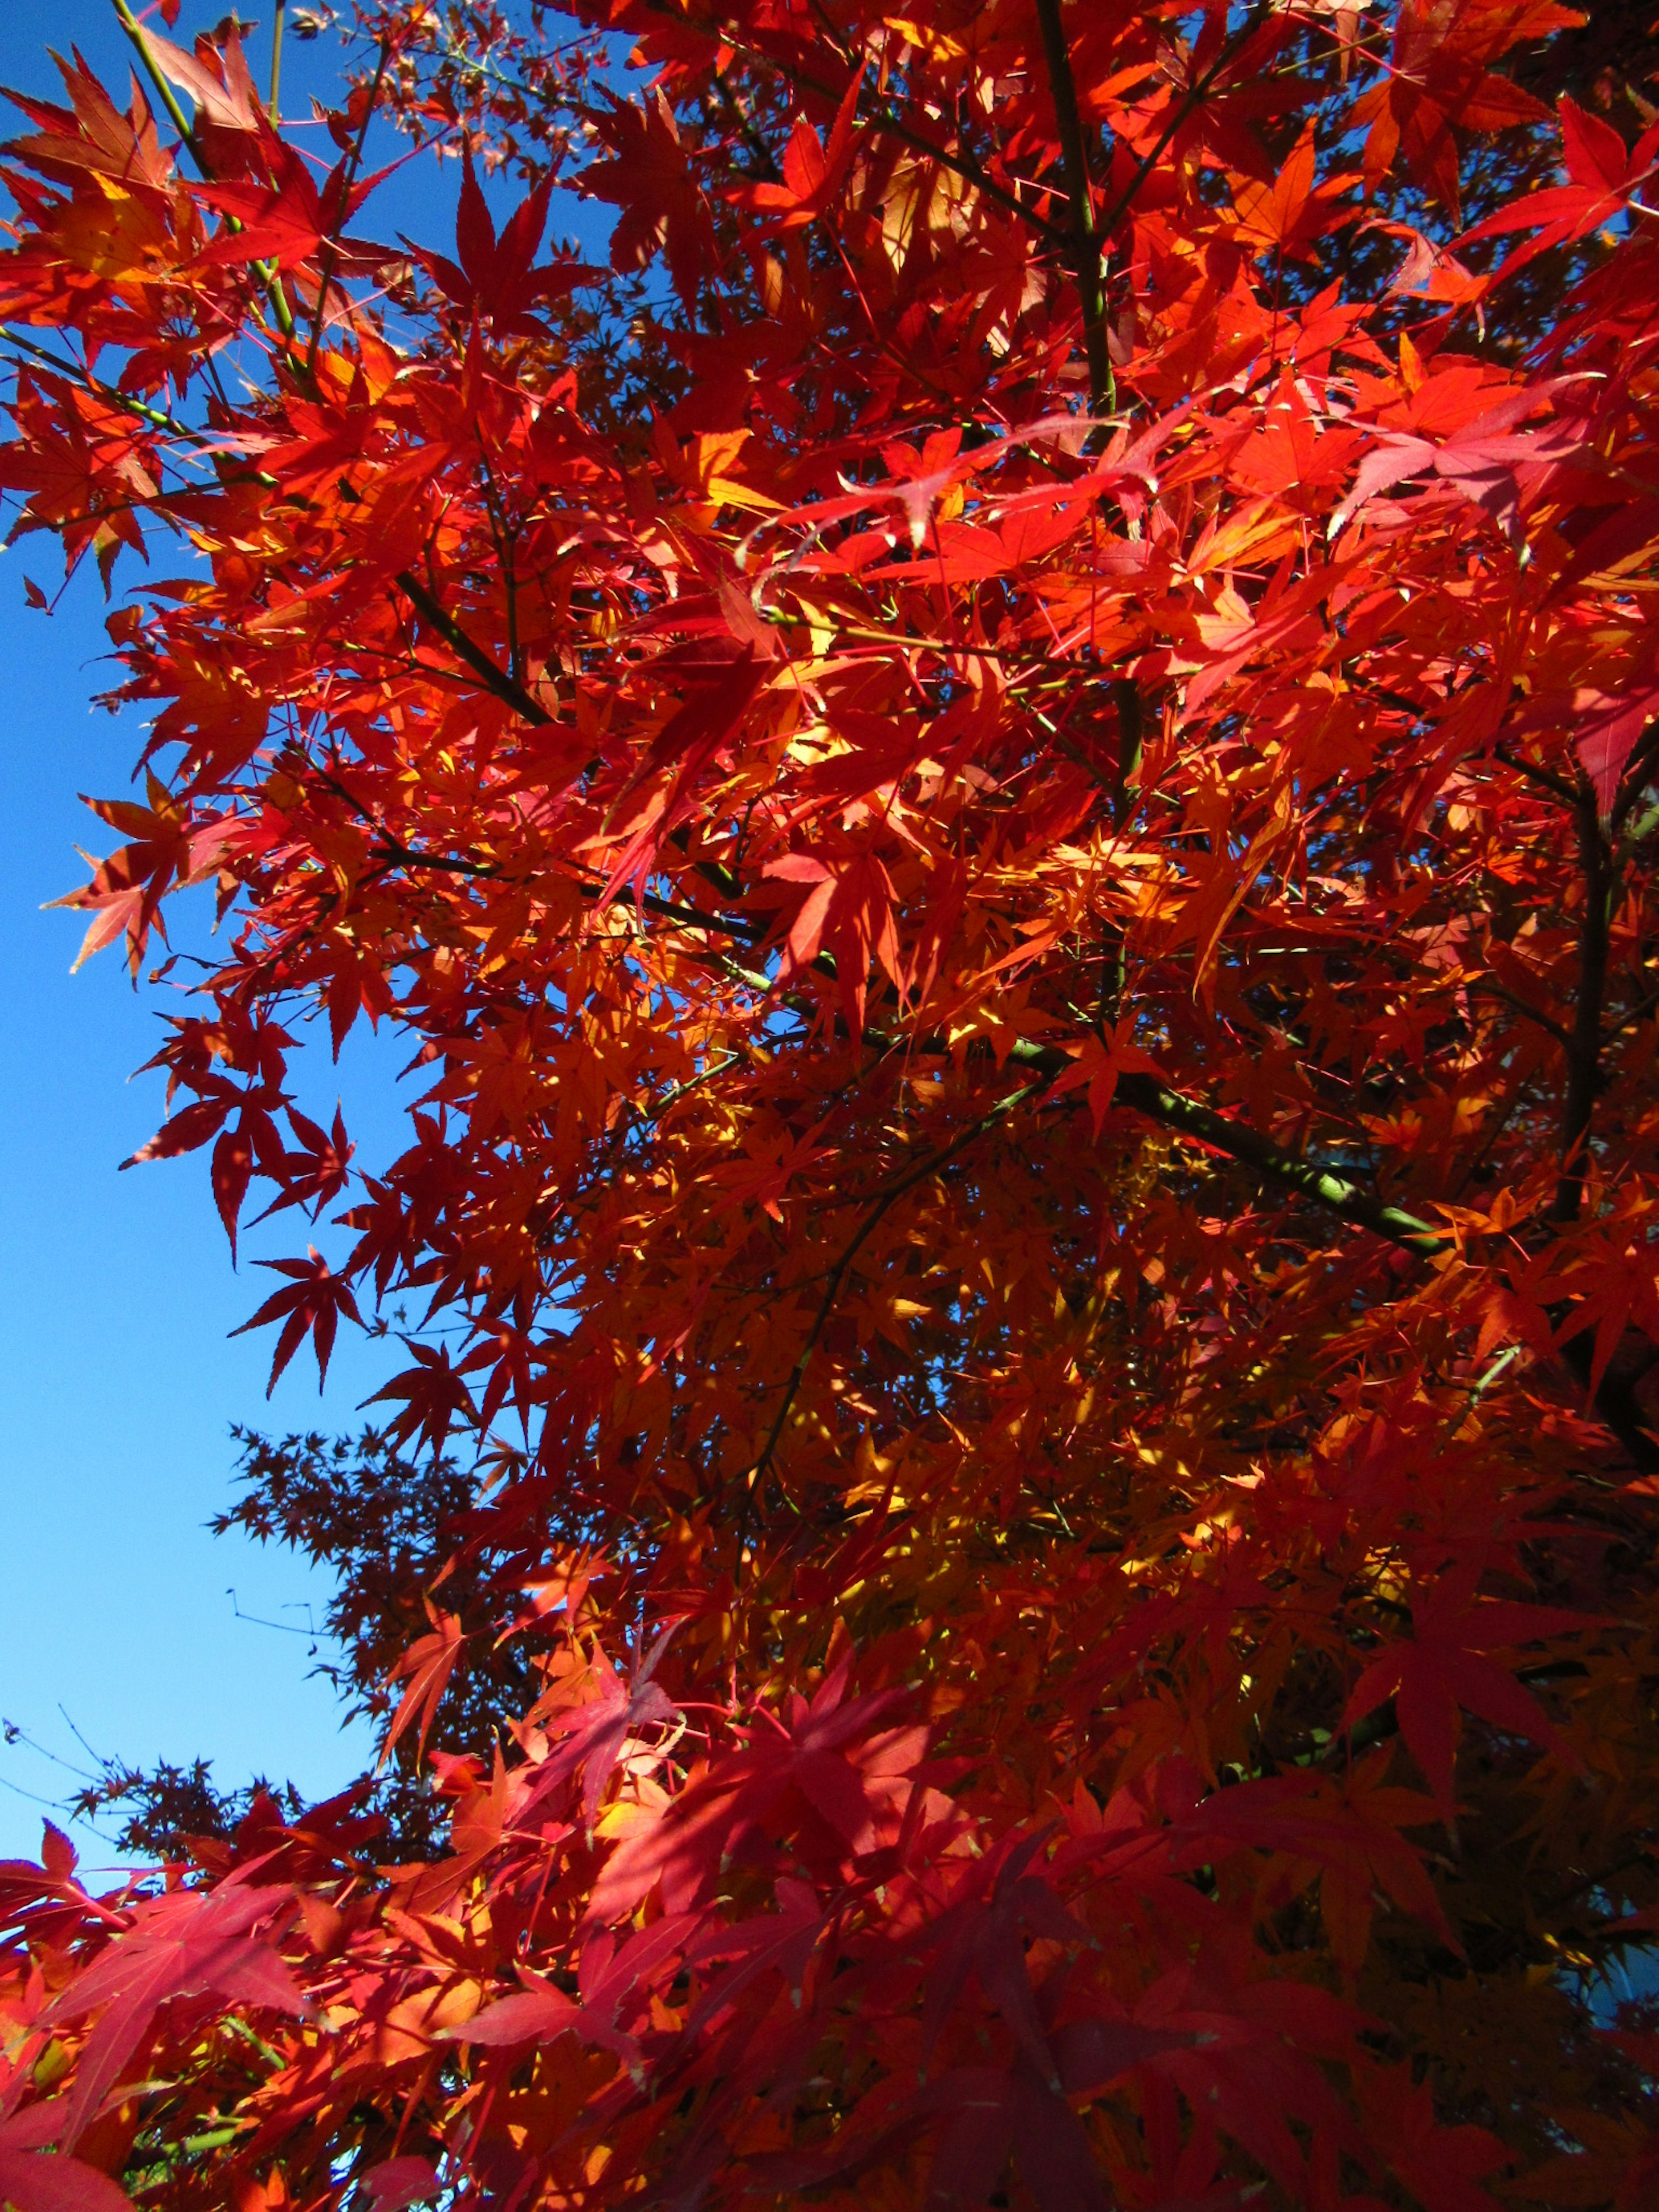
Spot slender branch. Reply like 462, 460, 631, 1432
1107, 1068, 1446, 1256
1551, 777, 1615, 1224
1462, 977, 1573, 1051
369, 842, 496, 882
1606, 979, 1659, 1037
346, 794, 766, 947
1557, 1337, 1657, 1473
709, 67, 782, 182
302, 594, 1659, 1475
4, 333, 201, 443
1032, 0, 1113, 416
1613, 719, 1659, 835
305, 40, 393, 378
109, 0, 299, 349
1091, 6, 1267, 246
110, 0, 201, 159
632, 0, 1071, 247
992, 1040, 1656, 1474
1112, 677, 1144, 831
393, 570, 554, 727
1045, 726, 1116, 795
585, 877, 765, 944
739, 1084, 1039, 1506
1449, 1078, 1524, 1201
1495, 743, 1579, 808
270, 0, 287, 117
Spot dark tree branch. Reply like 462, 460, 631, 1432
635, 0, 1073, 247
1552, 776, 1615, 1224
393, 570, 555, 727
1091, 7, 1268, 247
1495, 743, 1579, 807
1032, 0, 1113, 417
1613, 720, 1659, 835
737, 1083, 1040, 1517
994, 1042, 1659, 1476
1463, 978, 1573, 1051
305, 39, 392, 378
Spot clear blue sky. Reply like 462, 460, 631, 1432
0, 1, 608, 1859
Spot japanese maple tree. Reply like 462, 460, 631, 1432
6, 0, 1659, 2204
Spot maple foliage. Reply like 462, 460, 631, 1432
7, 0, 1659, 2205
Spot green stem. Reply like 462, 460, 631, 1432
109, 0, 200, 157
270, 0, 286, 118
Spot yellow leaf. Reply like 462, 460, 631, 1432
884, 18, 966, 60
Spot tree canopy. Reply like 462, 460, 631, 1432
5, 1, 1659, 2206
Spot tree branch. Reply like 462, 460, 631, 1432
1605, 979, 1659, 1038
1109, 1068, 1446, 1256
1613, 719, 1659, 835
393, 570, 554, 727
632, 0, 1072, 248
1462, 977, 1573, 1051
1091, 7, 1267, 248
1494, 743, 1579, 808
1552, 776, 1615, 1225
990, 1042, 1659, 1475
1032, 0, 1113, 416
109, 0, 299, 350
305, 39, 392, 378
4, 332, 200, 444
738, 1083, 1039, 1516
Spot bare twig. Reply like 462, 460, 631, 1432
1092, 6, 1268, 246
1462, 977, 1573, 1050
305, 40, 394, 376
109, 0, 299, 349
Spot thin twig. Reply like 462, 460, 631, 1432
1605, 979, 1659, 1037
1613, 720, 1659, 833
1092, 5, 1268, 246
108, 0, 300, 350
305, 39, 393, 376
737, 1083, 1039, 1529
629, 0, 1071, 248
4, 333, 200, 442
1462, 977, 1573, 1050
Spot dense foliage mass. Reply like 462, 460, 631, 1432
6, 0, 1659, 2203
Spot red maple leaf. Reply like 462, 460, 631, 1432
405, 149, 595, 336
232, 1246, 362, 1392
42, 1875, 306, 2150
1344, 1561, 1595, 1815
